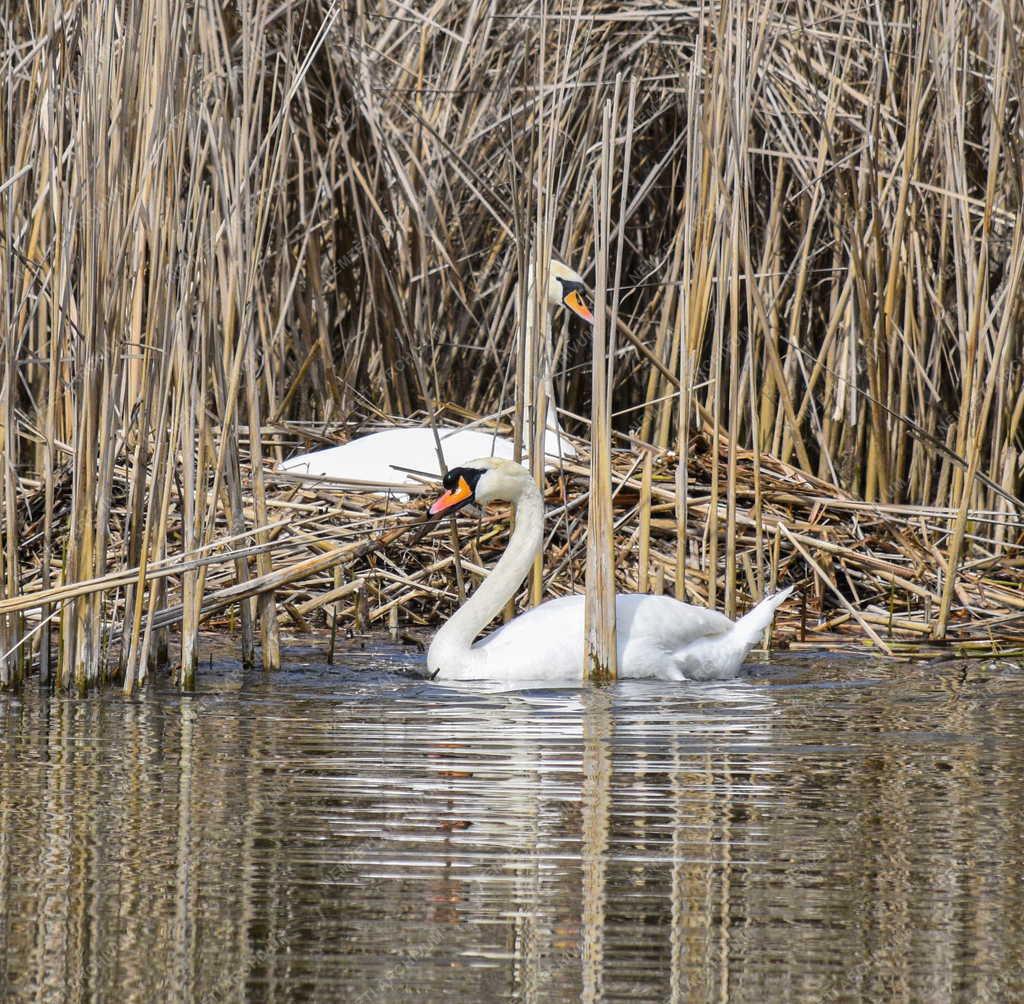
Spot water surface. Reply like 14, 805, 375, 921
1, 642, 1023, 1002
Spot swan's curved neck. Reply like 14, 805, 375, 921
522, 274, 563, 445
427, 481, 544, 677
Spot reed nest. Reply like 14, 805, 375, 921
2, 1, 1024, 689
182, 419, 1024, 658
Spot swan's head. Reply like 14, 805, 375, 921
542, 256, 594, 324
428, 458, 533, 517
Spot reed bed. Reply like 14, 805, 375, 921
2, 0, 1023, 690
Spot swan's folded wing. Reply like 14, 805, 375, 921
472, 593, 740, 682
615, 594, 733, 644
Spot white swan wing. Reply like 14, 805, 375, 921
279, 427, 572, 486
278, 427, 515, 484
468, 593, 737, 682
617, 595, 737, 680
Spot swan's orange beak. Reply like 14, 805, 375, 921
563, 289, 594, 324
429, 476, 474, 517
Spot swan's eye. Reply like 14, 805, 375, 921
442, 468, 464, 490
439, 466, 483, 495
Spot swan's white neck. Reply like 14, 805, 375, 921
522, 273, 564, 448
426, 480, 544, 678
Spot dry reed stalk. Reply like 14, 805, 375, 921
584, 105, 617, 683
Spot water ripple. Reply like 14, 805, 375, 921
1, 649, 1023, 1002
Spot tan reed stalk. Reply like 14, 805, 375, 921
0, 258, 21, 688
526, 6, 557, 611
246, 340, 282, 672
936, 216, 1024, 637
674, 19, 708, 605
935, 7, 1015, 637
122, 368, 180, 695
723, 5, 745, 620
584, 105, 618, 683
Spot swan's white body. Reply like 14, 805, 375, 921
278, 258, 588, 488
277, 424, 571, 484
428, 459, 792, 684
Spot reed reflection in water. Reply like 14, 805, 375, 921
1, 648, 1023, 1002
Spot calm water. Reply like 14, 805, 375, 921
1, 642, 1023, 1003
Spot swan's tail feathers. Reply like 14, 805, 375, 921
733, 586, 794, 649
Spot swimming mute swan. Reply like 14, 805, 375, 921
426, 458, 793, 683
278, 257, 593, 489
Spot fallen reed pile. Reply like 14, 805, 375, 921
2, 1, 1023, 688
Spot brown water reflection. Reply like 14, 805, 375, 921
1, 646, 1023, 1002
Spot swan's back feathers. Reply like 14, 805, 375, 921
278, 427, 513, 484
279, 426, 575, 487
451, 591, 788, 683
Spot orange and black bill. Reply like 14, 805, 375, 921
429, 475, 474, 517
563, 289, 594, 324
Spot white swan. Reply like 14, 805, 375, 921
426, 458, 793, 683
278, 257, 593, 487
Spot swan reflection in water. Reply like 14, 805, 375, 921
404, 672, 783, 999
